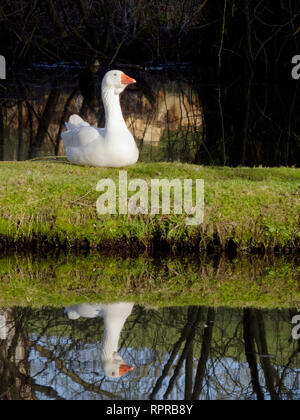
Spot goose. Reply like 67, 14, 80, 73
61, 70, 139, 167
65, 302, 134, 378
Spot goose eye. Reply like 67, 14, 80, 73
113, 73, 117, 76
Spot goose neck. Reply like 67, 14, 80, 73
102, 86, 127, 132
101, 317, 125, 359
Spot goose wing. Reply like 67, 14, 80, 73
62, 114, 104, 148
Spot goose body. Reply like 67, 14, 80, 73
65, 302, 134, 377
62, 70, 139, 167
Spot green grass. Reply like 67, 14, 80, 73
0, 253, 299, 308
0, 160, 299, 253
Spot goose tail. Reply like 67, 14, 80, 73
65, 114, 90, 130
62, 114, 90, 148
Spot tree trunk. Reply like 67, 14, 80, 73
27, 88, 61, 159
243, 308, 264, 400
254, 310, 280, 400
192, 308, 215, 399
17, 101, 23, 161
55, 89, 78, 155
45, 0, 67, 38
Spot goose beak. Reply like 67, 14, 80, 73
119, 363, 134, 376
121, 73, 136, 85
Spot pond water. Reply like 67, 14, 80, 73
0, 251, 299, 401
0, 303, 299, 400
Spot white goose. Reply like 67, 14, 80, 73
62, 70, 139, 167
65, 302, 134, 378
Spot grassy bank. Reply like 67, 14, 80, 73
0, 253, 299, 308
0, 160, 299, 253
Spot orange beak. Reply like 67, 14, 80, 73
121, 73, 136, 85
119, 363, 134, 376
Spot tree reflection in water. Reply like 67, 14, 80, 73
0, 305, 299, 400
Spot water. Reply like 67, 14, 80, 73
0, 252, 299, 400
0, 303, 299, 400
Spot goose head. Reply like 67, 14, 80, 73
65, 302, 134, 378
103, 352, 134, 378
102, 70, 136, 95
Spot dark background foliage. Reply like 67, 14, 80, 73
0, 0, 299, 166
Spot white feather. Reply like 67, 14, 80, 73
62, 70, 139, 168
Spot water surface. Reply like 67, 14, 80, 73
0, 303, 299, 400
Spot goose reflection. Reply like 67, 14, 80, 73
64, 302, 134, 378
